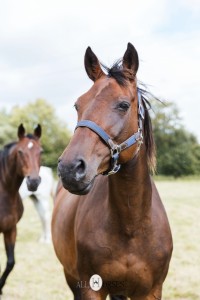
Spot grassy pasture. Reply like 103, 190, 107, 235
159, 179, 200, 300
0, 179, 199, 299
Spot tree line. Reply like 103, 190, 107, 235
151, 100, 200, 177
0, 99, 71, 172
0, 98, 200, 177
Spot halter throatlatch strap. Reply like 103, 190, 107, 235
75, 91, 144, 176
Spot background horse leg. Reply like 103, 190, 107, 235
0, 227, 16, 294
30, 195, 51, 242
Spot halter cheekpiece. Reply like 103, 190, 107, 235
75, 91, 144, 176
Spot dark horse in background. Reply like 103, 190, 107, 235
52, 43, 173, 300
0, 124, 42, 294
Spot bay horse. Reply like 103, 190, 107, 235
0, 124, 42, 294
52, 43, 173, 300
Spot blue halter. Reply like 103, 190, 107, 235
75, 91, 144, 175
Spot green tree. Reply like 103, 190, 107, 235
0, 99, 71, 171
150, 100, 200, 177
0, 109, 17, 144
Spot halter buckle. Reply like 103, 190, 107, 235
107, 145, 121, 175
107, 164, 121, 175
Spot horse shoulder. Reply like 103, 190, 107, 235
52, 176, 109, 278
52, 186, 80, 276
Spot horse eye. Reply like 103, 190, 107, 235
74, 103, 79, 111
117, 101, 130, 112
18, 149, 24, 156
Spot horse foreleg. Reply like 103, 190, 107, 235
64, 270, 82, 300
0, 227, 16, 294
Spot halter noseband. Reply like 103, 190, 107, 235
75, 91, 144, 176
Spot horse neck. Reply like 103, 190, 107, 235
108, 148, 152, 235
0, 146, 23, 194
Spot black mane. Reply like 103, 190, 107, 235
26, 133, 36, 139
0, 134, 36, 162
0, 142, 17, 159
101, 59, 135, 86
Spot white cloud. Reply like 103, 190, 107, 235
0, 0, 200, 140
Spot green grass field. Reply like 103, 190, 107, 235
0, 179, 199, 299
159, 179, 200, 300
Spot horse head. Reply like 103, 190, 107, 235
58, 43, 144, 195
17, 124, 42, 191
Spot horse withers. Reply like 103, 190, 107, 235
52, 43, 173, 300
0, 124, 42, 294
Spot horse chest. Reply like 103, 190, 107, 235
77, 233, 154, 295
100, 258, 153, 295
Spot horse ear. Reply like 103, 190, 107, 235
84, 47, 104, 81
18, 124, 25, 139
34, 124, 42, 139
122, 43, 139, 74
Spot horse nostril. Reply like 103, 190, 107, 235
75, 159, 86, 180
58, 157, 62, 163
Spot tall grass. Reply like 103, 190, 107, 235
0, 179, 199, 299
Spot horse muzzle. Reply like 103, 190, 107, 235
26, 176, 41, 192
57, 158, 94, 195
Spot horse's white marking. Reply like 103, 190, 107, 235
28, 141, 34, 149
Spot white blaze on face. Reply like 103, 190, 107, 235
27, 141, 34, 149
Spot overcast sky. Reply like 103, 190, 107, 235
0, 0, 200, 140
